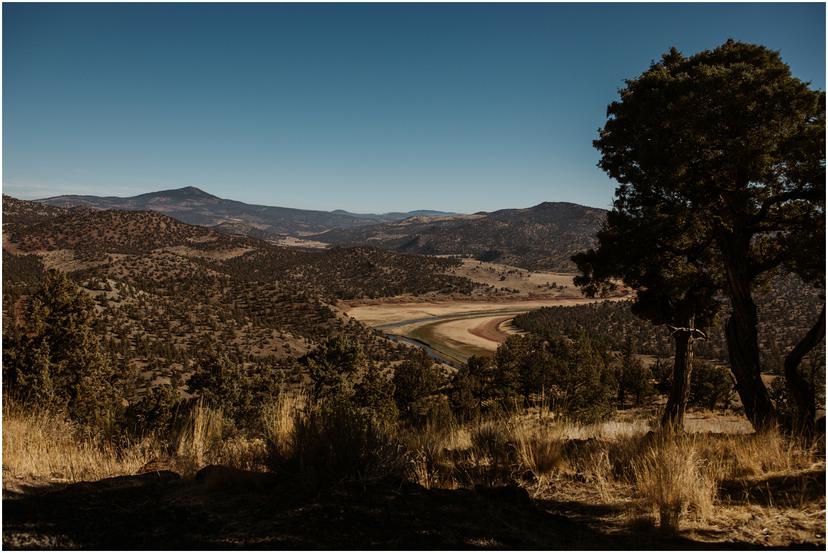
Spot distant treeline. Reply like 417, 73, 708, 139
513, 273, 825, 379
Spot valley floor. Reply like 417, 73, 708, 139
341, 263, 630, 363
345, 295, 629, 364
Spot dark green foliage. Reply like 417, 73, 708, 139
450, 355, 494, 422
475, 250, 503, 263
300, 336, 400, 432
768, 377, 794, 424
3, 269, 117, 433
578, 40, 825, 430
689, 361, 735, 410
481, 333, 617, 424
353, 365, 399, 432
551, 333, 618, 423
492, 334, 556, 405
124, 384, 182, 436
302, 336, 367, 400
615, 338, 654, 407
392, 350, 445, 425
186, 351, 249, 422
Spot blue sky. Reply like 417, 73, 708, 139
3, 3, 825, 213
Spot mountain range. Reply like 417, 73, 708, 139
37, 187, 457, 238
313, 201, 606, 271
34, 186, 606, 270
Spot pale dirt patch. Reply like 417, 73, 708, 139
345, 297, 624, 327
185, 232, 221, 243
468, 315, 519, 344
159, 245, 254, 260
271, 236, 329, 249
426, 315, 514, 352
35, 249, 129, 273
447, 260, 581, 296
683, 411, 754, 435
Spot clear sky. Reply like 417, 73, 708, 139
3, 2, 825, 213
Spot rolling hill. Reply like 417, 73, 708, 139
312, 201, 607, 271
36, 187, 456, 238
3, 196, 482, 400
34, 188, 608, 271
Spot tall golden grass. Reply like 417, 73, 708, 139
631, 433, 716, 531
261, 391, 305, 460
2, 401, 155, 482
4, 391, 821, 538
2, 398, 271, 483
173, 400, 226, 476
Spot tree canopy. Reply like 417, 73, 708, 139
3, 269, 117, 432
577, 40, 825, 430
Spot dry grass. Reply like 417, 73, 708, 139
631, 433, 717, 531
2, 399, 271, 484
508, 418, 566, 485
263, 393, 407, 491
404, 419, 471, 488
173, 400, 225, 476
700, 430, 819, 480
4, 394, 822, 546
2, 401, 156, 482
261, 391, 306, 460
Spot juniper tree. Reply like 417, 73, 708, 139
301, 335, 367, 400
581, 40, 825, 431
392, 349, 444, 424
451, 355, 494, 421
3, 269, 117, 432
573, 196, 721, 428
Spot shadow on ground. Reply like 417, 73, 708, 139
2, 467, 819, 550
719, 468, 826, 508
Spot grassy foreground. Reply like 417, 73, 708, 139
3, 396, 825, 548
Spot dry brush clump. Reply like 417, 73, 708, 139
262, 391, 407, 491
403, 418, 473, 489
2, 400, 157, 482
173, 400, 227, 476
630, 433, 717, 531
507, 418, 567, 486
261, 390, 306, 460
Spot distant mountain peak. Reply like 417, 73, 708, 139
149, 186, 218, 199
529, 201, 584, 210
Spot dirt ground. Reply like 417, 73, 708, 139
344, 297, 623, 327
468, 315, 518, 344
447, 259, 581, 296
344, 295, 629, 363
271, 236, 329, 249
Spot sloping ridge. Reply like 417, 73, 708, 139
37, 187, 457, 238
314, 201, 607, 271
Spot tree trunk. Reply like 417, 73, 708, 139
784, 304, 825, 435
719, 235, 777, 431
724, 302, 778, 431
661, 319, 694, 431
